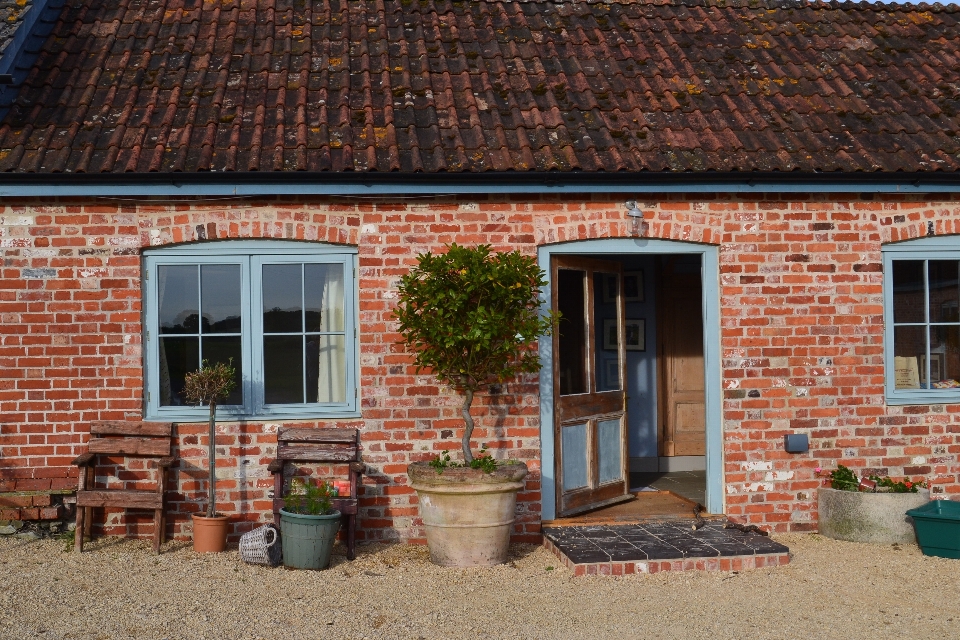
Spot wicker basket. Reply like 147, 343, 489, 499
239, 524, 282, 566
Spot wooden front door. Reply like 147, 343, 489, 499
658, 256, 706, 457
552, 256, 630, 517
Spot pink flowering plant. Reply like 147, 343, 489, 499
816, 464, 926, 493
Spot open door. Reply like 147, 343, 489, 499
552, 256, 630, 517
658, 256, 706, 458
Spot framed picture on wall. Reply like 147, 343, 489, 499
920, 353, 944, 384
624, 318, 645, 351
623, 271, 644, 302
601, 274, 618, 303
602, 319, 618, 350
604, 358, 620, 389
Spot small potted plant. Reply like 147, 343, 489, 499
183, 359, 236, 552
279, 478, 341, 569
817, 464, 930, 544
394, 243, 556, 567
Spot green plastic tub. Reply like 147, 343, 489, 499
279, 509, 341, 570
906, 500, 960, 559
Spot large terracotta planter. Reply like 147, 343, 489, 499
192, 514, 229, 552
818, 487, 930, 544
408, 461, 528, 567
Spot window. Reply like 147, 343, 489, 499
143, 242, 358, 419
883, 239, 960, 404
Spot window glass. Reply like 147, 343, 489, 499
201, 265, 242, 333
929, 261, 959, 323
892, 260, 924, 324
262, 264, 303, 333
556, 269, 586, 395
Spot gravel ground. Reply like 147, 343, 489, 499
2, 533, 959, 640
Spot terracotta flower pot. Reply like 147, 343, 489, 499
408, 461, 528, 567
192, 514, 229, 553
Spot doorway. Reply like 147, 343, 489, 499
538, 239, 722, 522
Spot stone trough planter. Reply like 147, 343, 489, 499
818, 487, 930, 544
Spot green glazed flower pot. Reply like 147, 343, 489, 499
279, 509, 341, 570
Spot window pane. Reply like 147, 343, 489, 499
557, 269, 586, 395
200, 265, 241, 334
202, 336, 243, 405
936, 325, 960, 386
305, 263, 344, 332
264, 335, 304, 404
929, 260, 959, 324
594, 272, 621, 392
892, 260, 925, 324
262, 264, 303, 333
561, 423, 589, 491
158, 337, 199, 405
158, 265, 198, 334
307, 335, 346, 403
893, 325, 925, 389
598, 418, 622, 484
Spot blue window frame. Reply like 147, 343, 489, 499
883, 238, 960, 405
143, 241, 359, 420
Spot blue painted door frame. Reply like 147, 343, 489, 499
538, 238, 724, 520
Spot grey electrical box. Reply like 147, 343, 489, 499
784, 434, 809, 453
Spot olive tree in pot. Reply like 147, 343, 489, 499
394, 243, 556, 567
183, 359, 237, 552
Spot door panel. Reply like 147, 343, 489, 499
553, 256, 630, 517
658, 257, 706, 457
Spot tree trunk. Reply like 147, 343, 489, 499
460, 388, 475, 464
207, 400, 217, 518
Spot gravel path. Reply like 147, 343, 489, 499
2, 533, 958, 640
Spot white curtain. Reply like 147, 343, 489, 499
316, 265, 345, 403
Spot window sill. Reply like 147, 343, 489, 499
145, 409, 362, 422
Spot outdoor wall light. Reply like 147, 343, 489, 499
625, 200, 646, 236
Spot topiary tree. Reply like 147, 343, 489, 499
183, 360, 237, 518
394, 243, 556, 465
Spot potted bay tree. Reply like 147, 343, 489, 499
183, 359, 236, 552
394, 243, 556, 567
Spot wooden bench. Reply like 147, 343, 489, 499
268, 427, 364, 560
72, 421, 174, 554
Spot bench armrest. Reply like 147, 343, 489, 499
267, 459, 284, 474
156, 457, 175, 468
72, 452, 95, 467
349, 461, 365, 474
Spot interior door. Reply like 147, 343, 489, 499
552, 256, 630, 517
658, 256, 706, 457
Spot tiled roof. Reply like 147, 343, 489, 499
1, 0, 960, 175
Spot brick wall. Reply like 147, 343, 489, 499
2, 194, 960, 543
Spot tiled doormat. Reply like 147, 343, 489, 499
542, 521, 790, 576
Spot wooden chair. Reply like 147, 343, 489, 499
72, 421, 174, 554
268, 427, 364, 560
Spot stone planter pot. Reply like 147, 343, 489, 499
818, 487, 931, 544
408, 461, 528, 567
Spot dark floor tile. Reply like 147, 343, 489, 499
642, 545, 685, 560
677, 544, 720, 557
564, 549, 611, 563
608, 547, 647, 561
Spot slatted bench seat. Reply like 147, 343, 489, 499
72, 421, 174, 554
268, 427, 364, 560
